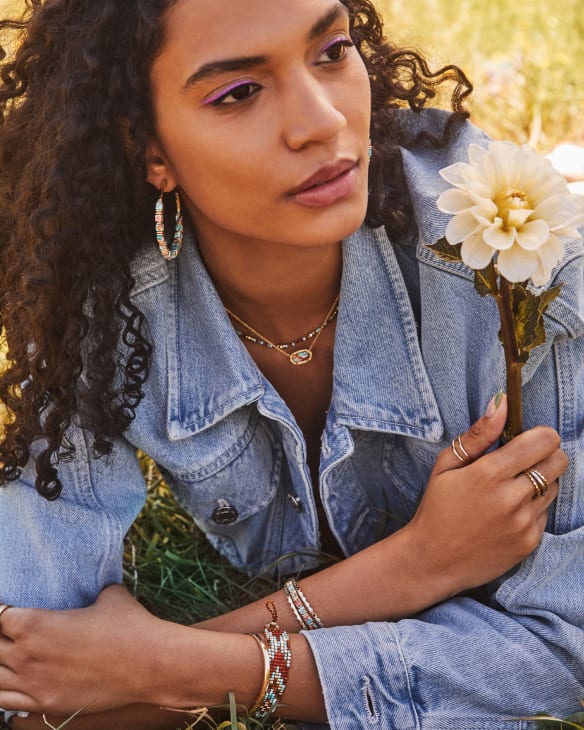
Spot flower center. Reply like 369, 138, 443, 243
496, 188, 531, 227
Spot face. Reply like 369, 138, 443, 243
147, 0, 372, 251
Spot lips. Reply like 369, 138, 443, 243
288, 159, 358, 207
288, 159, 358, 196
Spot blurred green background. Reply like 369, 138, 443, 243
1, 0, 583, 149
375, 0, 584, 150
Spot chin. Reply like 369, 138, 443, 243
321, 194, 369, 241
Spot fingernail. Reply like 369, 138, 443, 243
485, 390, 504, 418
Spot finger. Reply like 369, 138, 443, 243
435, 391, 507, 474
524, 477, 559, 508
508, 449, 561, 508
0, 604, 12, 636
0, 607, 27, 641
492, 430, 567, 483
0, 691, 36, 714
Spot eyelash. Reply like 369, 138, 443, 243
318, 36, 355, 64
205, 35, 355, 107
205, 80, 261, 107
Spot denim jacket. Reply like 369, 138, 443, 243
1, 111, 584, 729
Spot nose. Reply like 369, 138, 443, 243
282, 70, 347, 151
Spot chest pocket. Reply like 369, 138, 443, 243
161, 407, 286, 573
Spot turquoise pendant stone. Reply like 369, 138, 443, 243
290, 349, 313, 365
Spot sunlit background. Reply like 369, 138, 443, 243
376, 0, 584, 149
1, 0, 583, 150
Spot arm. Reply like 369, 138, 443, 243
0, 396, 568, 727
197, 393, 563, 635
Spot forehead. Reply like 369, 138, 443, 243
157, 0, 349, 71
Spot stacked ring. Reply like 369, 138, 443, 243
451, 434, 471, 464
523, 469, 549, 499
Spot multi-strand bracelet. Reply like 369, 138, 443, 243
248, 601, 292, 721
284, 578, 324, 631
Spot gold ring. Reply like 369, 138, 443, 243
0, 603, 12, 632
451, 434, 471, 464
523, 469, 549, 499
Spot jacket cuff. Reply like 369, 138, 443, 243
302, 622, 418, 729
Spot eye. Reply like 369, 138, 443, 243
205, 80, 262, 107
317, 36, 355, 64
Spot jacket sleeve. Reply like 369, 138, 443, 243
0, 423, 147, 609
302, 246, 584, 728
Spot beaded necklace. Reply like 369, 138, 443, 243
225, 294, 340, 366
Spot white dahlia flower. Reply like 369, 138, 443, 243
437, 141, 584, 285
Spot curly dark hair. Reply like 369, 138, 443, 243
0, 0, 472, 500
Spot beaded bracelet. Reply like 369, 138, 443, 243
284, 578, 325, 631
249, 601, 292, 721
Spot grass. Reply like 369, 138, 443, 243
123, 456, 278, 626
122, 459, 306, 729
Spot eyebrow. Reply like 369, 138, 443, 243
184, 2, 349, 88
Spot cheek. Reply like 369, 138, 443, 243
355, 65, 372, 127
178, 152, 273, 233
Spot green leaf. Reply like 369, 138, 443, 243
426, 237, 463, 264
474, 264, 496, 298
510, 283, 563, 363
426, 239, 497, 298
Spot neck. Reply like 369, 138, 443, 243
196, 233, 343, 341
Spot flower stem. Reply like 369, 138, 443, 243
493, 272, 523, 438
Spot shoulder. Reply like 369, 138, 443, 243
128, 243, 170, 298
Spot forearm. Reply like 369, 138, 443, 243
149, 623, 326, 723
197, 526, 451, 634
0, 585, 326, 724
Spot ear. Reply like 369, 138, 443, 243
145, 138, 178, 192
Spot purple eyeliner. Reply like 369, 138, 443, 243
204, 79, 254, 106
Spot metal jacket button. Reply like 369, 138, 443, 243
287, 493, 304, 513
212, 499, 238, 525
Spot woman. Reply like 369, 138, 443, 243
0, 0, 581, 728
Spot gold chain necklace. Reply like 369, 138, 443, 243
225, 294, 340, 366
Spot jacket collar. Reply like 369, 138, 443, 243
332, 224, 442, 440
164, 222, 443, 442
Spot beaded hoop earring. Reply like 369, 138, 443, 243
155, 189, 184, 260
368, 138, 373, 160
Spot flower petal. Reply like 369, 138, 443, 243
497, 246, 539, 283
439, 161, 471, 187
471, 198, 498, 219
460, 232, 494, 270
483, 220, 516, 250
445, 212, 480, 244
507, 208, 534, 227
468, 143, 489, 166
531, 236, 563, 286
531, 261, 553, 287
536, 233, 564, 270
532, 194, 572, 223
553, 225, 584, 240
515, 219, 550, 250
437, 189, 474, 214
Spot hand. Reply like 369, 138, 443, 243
0, 585, 168, 716
405, 394, 567, 596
